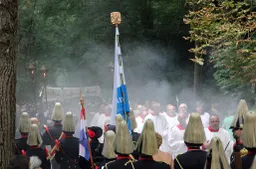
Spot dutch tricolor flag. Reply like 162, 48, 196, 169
79, 107, 90, 161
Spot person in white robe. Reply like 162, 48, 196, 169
97, 105, 111, 143
203, 114, 233, 163
167, 113, 187, 158
195, 102, 210, 128
90, 104, 106, 127
163, 104, 179, 128
144, 102, 169, 152
134, 106, 148, 133
178, 103, 189, 124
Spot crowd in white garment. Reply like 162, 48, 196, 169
90, 101, 234, 164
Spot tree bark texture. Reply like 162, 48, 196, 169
0, 0, 18, 168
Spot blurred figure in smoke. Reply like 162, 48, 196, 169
31, 117, 40, 126
134, 106, 148, 133
144, 102, 169, 152
178, 103, 188, 115
163, 104, 179, 128
209, 103, 224, 123
97, 104, 111, 144
222, 108, 235, 141
134, 104, 143, 117
90, 103, 106, 127
195, 102, 210, 128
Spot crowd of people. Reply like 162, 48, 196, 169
9, 99, 256, 169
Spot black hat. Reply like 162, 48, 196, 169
88, 126, 103, 139
106, 124, 116, 133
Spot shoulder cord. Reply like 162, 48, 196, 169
45, 127, 55, 142
175, 156, 184, 169
124, 160, 136, 169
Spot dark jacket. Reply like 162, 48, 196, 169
42, 122, 63, 147
55, 134, 80, 169
15, 134, 29, 155
26, 146, 51, 169
174, 150, 207, 169
125, 155, 170, 169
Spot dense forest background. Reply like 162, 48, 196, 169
16, 0, 256, 109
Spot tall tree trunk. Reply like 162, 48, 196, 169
0, 0, 18, 168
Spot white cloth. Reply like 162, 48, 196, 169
134, 116, 144, 133
144, 113, 169, 152
97, 114, 110, 143
162, 112, 179, 127
200, 112, 210, 128
204, 127, 234, 163
167, 125, 186, 158
90, 112, 100, 127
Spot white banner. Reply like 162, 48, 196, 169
44, 86, 101, 101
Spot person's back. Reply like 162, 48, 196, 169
153, 150, 173, 166
174, 149, 207, 169
127, 157, 170, 169
153, 133, 173, 166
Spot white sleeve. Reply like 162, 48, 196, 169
167, 126, 186, 157
224, 131, 234, 164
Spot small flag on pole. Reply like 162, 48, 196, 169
79, 97, 90, 161
110, 13, 131, 131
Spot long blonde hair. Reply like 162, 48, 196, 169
136, 119, 158, 156
242, 111, 256, 148
251, 156, 256, 169
184, 112, 206, 144
51, 102, 64, 121
230, 99, 248, 129
115, 114, 123, 134
115, 120, 134, 154
63, 112, 75, 132
204, 137, 230, 169
102, 130, 117, 159
18, 112, 31, 133
27, 124, 43, 146
129, 110, 137, 131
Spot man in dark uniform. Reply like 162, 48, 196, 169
26, 124, 51, 169
234, 111, 256, 169
174, 112, 207, 169
230, 100, 248, 168
15, 112, 31, 155
42, 102, 64, 169
55, 112, 80, 169
105, 120, 135, 169
88, 126, 104, 167
125, 119, 170, 169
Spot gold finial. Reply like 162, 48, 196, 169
80, 89, 84, 107
110, 12, 121, 25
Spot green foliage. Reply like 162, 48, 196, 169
183, 0, 256, 98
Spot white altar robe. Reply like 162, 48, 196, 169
167, 124, 187, 158
204, 127, 234, 163
144, 113, 169, 152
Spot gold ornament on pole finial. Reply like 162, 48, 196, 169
110, 12, 121, 25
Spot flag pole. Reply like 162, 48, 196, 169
80, 90, 94, 169
110, 12, 131, 131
